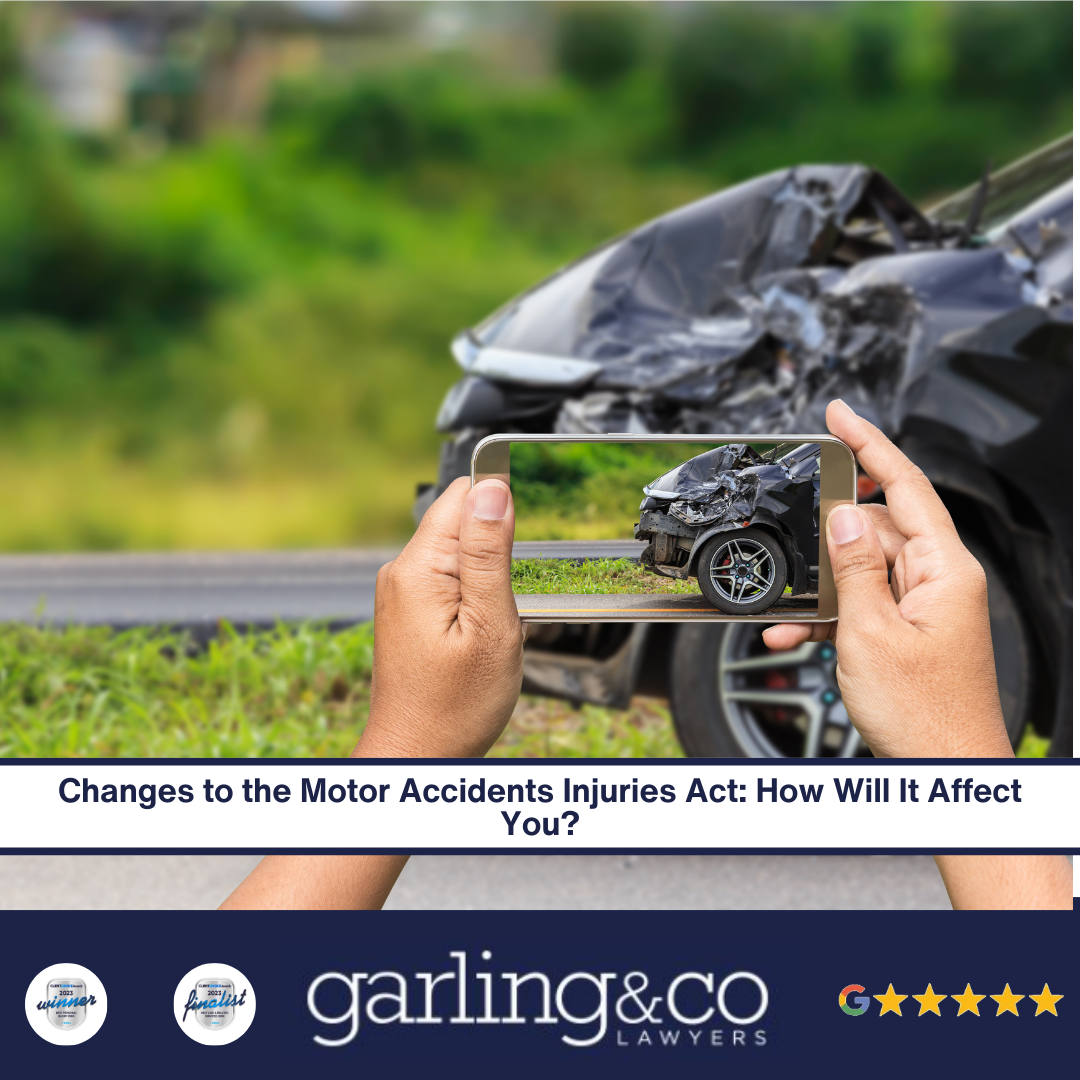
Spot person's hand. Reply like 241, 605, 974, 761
354, 476, 524, 759
763, 399, 1012, 759
222, 476, 524, 909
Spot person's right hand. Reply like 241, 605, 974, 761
355, 475, 524, 760
763, 399, 1013, 759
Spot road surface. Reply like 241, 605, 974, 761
0, 854, 952, 910
513, 540, 648, 560
0, 543, 654, 626
0, 550, 399, 626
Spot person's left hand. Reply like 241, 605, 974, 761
354, 476, 524, 759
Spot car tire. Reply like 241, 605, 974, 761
696, 527, 788, 615
962, 537, 1031, 748
670, 536, 1031, 757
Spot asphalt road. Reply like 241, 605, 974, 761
513, 540, 648, 560
0, 854, 953, 910
0, 550, 400, 626
0, 543, 646, 626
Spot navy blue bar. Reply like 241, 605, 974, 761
3, 909, 1074, 1075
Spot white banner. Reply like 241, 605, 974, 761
1, 763, 1074, 851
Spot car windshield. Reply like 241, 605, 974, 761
924, 133, 1072, 234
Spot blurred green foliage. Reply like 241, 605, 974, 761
554, 2, 645, 89
511, 442, 722, 540
0, 2, 1070, 551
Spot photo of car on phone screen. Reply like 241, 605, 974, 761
473, 434, 854, 622
636, 441, 820, 614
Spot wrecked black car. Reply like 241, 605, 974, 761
635, 442, 820, 614
420, 135, 1072, 759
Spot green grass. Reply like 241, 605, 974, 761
0, 622, 374, 758
492, 694, 684, 759
511, 557, 701, 595
0, 620, 681, 759
1015, 727, 1050, 759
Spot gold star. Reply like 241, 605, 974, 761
913, 983, 947, 1016
989, 984, 1025, 1017
1030, 984, 1063, 1017
952, 984, 986, 1016
873, 984, 907, 1017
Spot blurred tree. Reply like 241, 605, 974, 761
0, 8, 19, 135
275, 68, 483, 175
318, 84, 418, 172
849, 20, 899, 98
664, 6, 818, 146
554, 2, 644, 89
947, 1, 1072, 104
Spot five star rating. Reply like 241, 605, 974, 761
852, 983, 1063, 1017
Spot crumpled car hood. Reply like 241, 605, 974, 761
646, 443, 815, 527
446, 141, 1072, 439
645, 443, 765, 499
645, 443, 767, 526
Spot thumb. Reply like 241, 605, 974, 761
826, 503, 898, 629
457, 479, 519, 631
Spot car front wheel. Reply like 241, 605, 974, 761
696, 527, 788, 615
669, 538, 1031, 757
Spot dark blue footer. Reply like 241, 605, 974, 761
5, 908, 1074, 1076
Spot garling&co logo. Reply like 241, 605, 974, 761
308, 949, 770, 1051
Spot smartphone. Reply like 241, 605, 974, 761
472, 434, 855, 622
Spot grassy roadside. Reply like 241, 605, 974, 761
0, 622, 1049, 759
511, 557, 701, 595
0, 621, 682, 759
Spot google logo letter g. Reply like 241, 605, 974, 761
839, 985, 870, 1016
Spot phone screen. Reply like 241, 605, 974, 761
472, 436, 855, 622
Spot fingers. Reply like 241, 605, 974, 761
826, 502, 901, 632
398, 476, 471, 571
826, 399, 956, 540
761, 622, 833, 650
456, 478, 519, 633
764, 501, 899, 652
411, 476, 470, 549
861, 503, 905, 568
376, 477, 472, 632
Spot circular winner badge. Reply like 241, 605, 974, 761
24, 963, 108, 1045
173, 963, 256, 1045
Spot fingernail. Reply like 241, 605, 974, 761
828, 504, 864, 544
473, 483, 508, 521
832, 398, 855, 416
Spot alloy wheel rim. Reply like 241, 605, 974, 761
708, 537, 775, 605
717, 623, 865, 758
